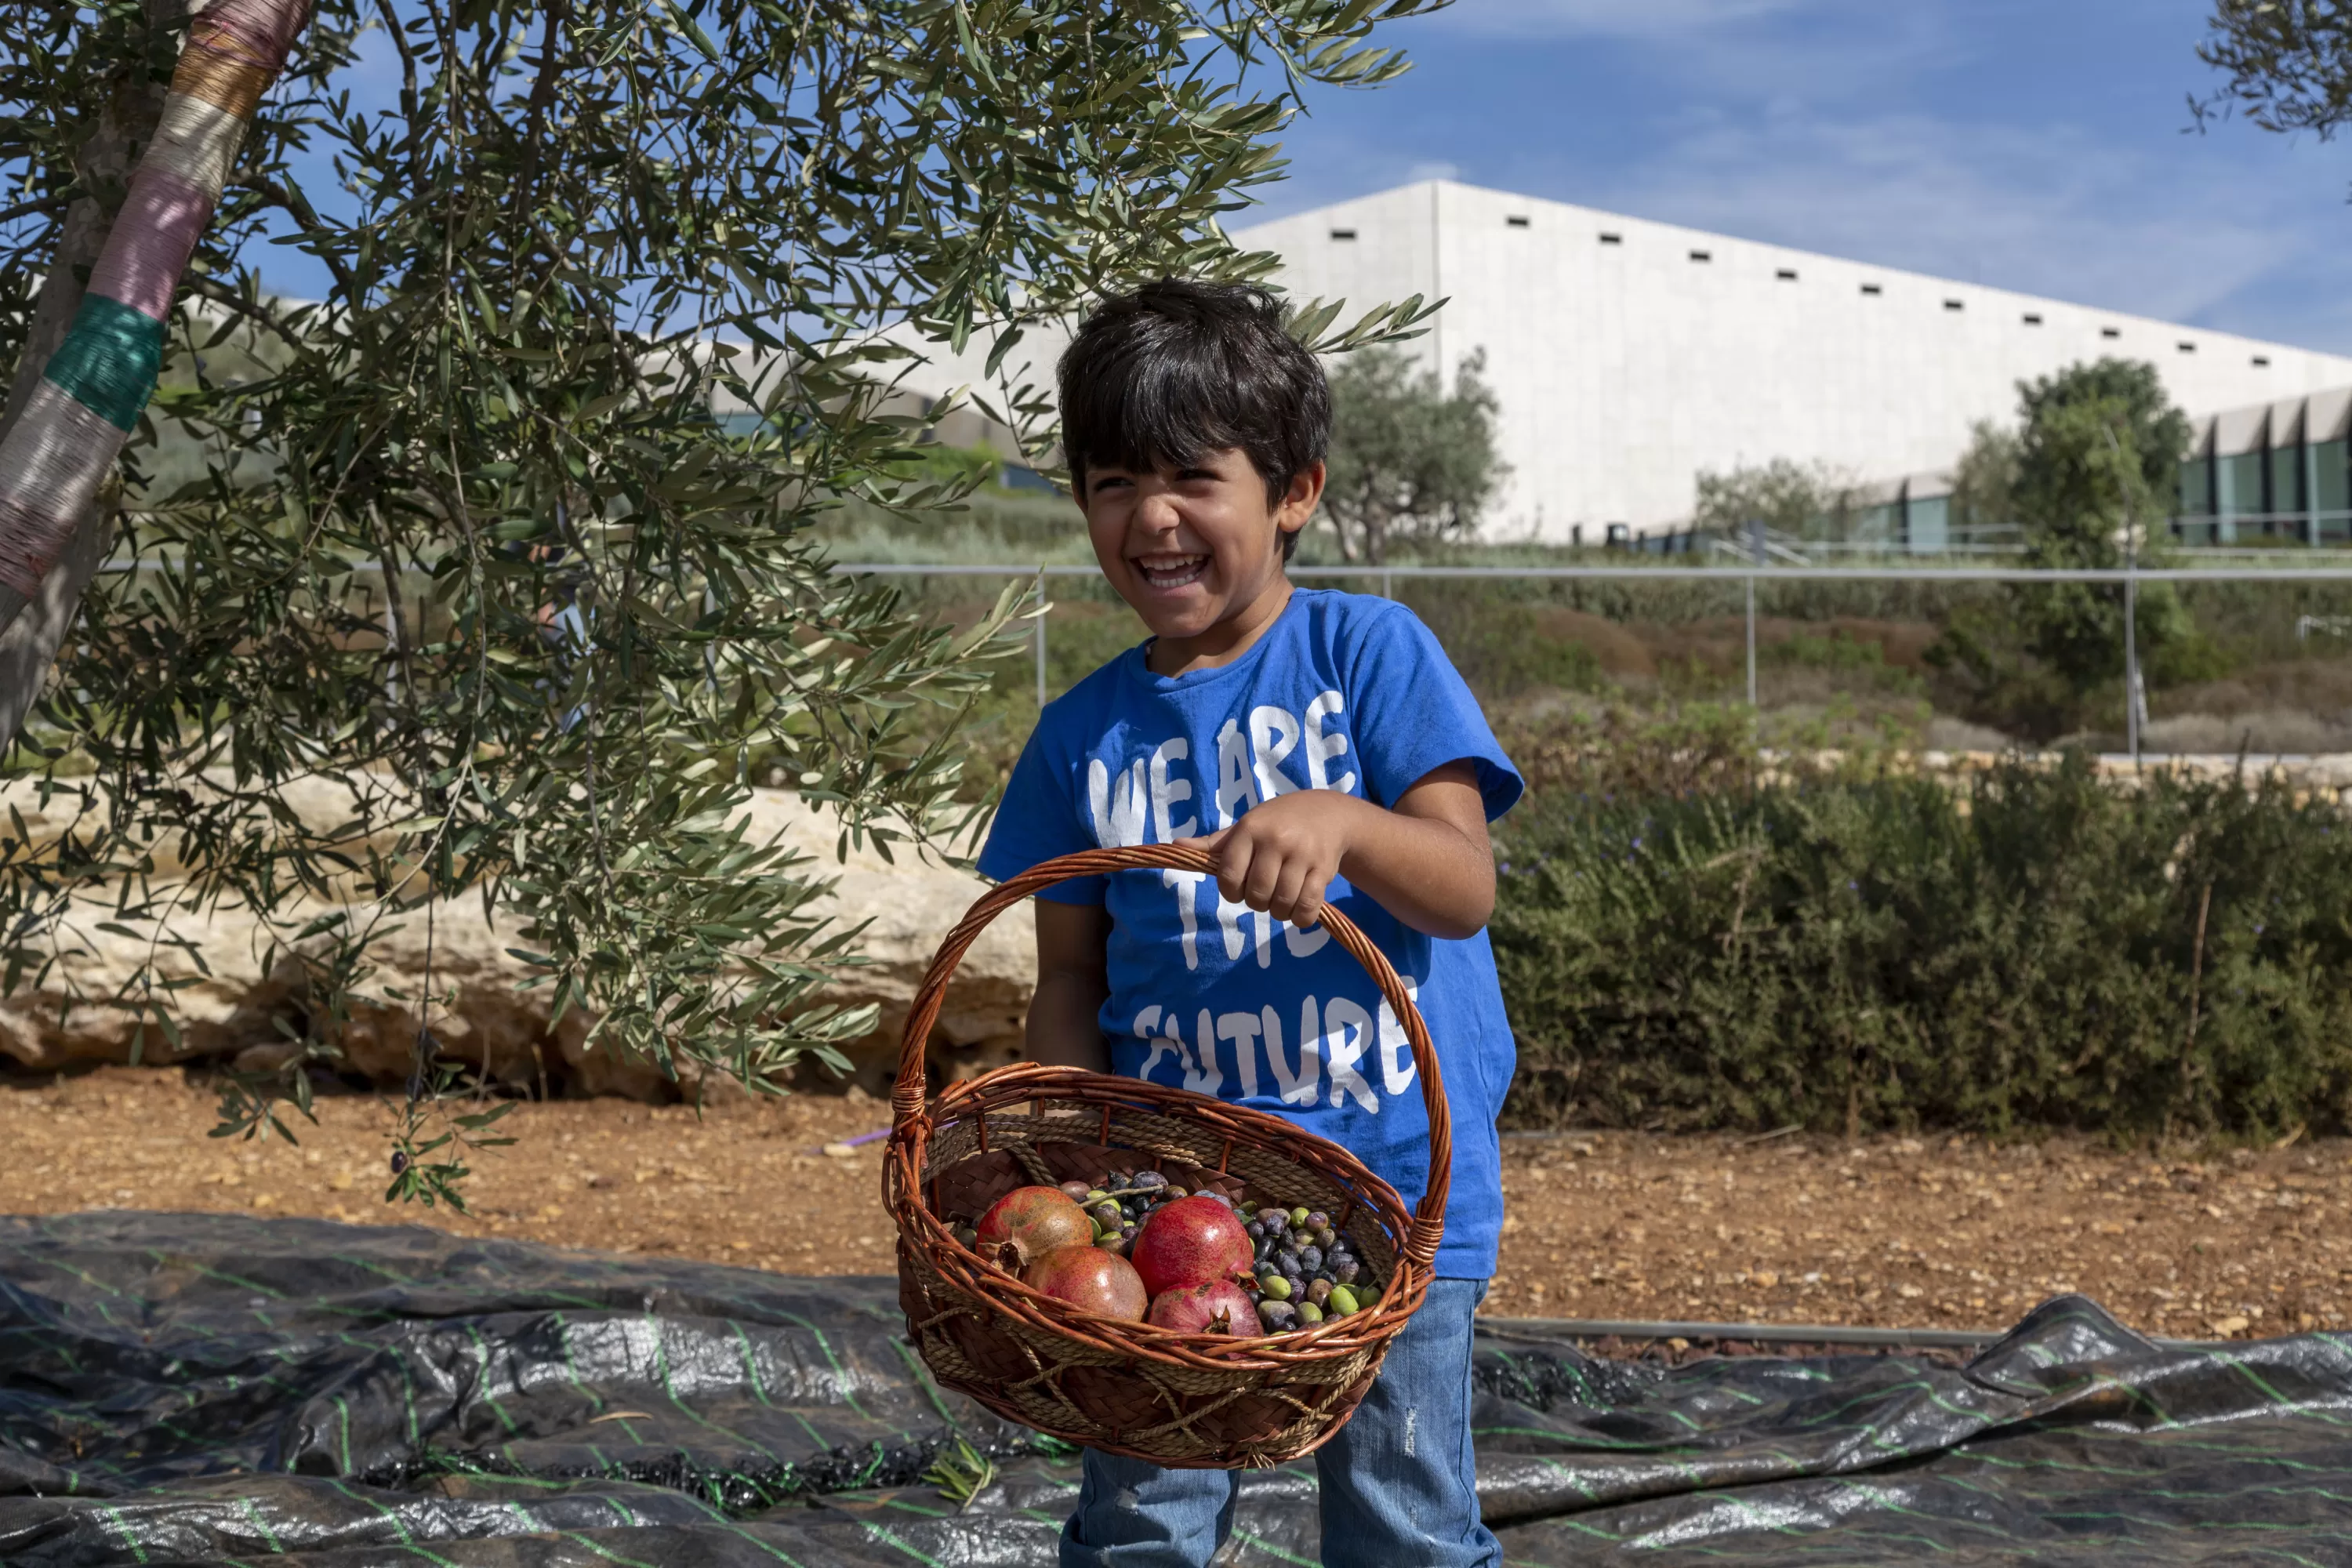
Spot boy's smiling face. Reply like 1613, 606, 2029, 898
1079, 446, 1324, 673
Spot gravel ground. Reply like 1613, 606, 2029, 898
7, 1065, 2347, 1341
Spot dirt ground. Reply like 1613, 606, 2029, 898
7, 1065, 2347, 1341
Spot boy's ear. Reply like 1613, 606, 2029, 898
1277, 461, 1327, 530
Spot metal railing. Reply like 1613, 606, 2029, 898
833, 559, 2352, 764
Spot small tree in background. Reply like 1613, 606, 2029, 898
2011, 359, 2201, 684
1322, 347, 1505, 563
1690, 457, 1857, 543
1932, 359, 2216, 736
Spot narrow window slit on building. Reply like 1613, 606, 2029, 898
1777, 269, 1798, 281
1860, 283, 1882, 296
2102, 326, 2121, 338
2254, 355, 2272, 367
1506, 215, 1530, 228
2178, 341, 2197, 354
1944, 299, 1964, 311
1690, 249, 1711, 263
2023, 314, 2043, 325
1599, 232, 1623, 245
1329, 227, 1356, 241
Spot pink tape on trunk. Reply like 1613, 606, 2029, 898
85, 166, 216, 324
191, 0, 314, 71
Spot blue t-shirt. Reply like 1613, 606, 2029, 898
977, 589, 1523, 1279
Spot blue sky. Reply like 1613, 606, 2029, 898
1249, 0, 2352, 352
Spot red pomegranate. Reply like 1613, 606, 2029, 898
1130, 1196, 1255, 1298
1146, 1279, 1260, 1335
1024, 1245, 1148, 1320
974, 1186, 1094, 1268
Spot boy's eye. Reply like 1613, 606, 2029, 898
1090, 474, 1133, 493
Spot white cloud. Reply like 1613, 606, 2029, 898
1434, 0, 1962, 107
1569, 107, 2324, 335
1439, 0, 1813, 40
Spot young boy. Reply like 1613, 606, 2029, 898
977, 279, 1519, 1568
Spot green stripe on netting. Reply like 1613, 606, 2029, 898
99, 1504, 150, 1563
858, 1523, 944, 1566
236, 1495, 285, 1555
561, 1532, 660, 1568
42, 292, 163, 432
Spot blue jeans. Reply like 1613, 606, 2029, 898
1062, 1278, 1497, 1568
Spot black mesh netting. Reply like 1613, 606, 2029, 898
8, 1212, 2352, 1565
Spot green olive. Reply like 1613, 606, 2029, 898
1326, 1285, 1359, 1316
1260, 1272, 1293, 1301
1289, 1206, 1312, 1228
1295, 1301, 1325, 1324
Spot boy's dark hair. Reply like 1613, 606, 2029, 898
1058, 279, 1328, 561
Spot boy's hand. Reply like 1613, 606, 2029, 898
1191, 762, 1497, 941
1199, 793, 1356, 929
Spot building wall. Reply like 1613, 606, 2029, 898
1232, 181, 2352, 540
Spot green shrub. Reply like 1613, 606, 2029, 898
1491, 753, 2352, 1139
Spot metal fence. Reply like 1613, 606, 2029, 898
833, 560, 2352, 764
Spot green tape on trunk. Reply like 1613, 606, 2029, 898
42, 293, 165, 433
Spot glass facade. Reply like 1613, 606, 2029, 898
1805, 390, 2352, 551
2320, 440, 2350, 543
2177, 456, 2213, 544
1904, 493, 1949, 554
1852, 502, 1900, 544
2219, 450, 2264, 540
2271, 444, 2306, 522
2155, 391, 2352, 547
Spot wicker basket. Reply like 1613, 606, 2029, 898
884, 841, 1450, 1468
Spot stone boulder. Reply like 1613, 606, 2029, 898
0, 782, 1034, 1101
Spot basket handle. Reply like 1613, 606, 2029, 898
892, 841, 1453, 1273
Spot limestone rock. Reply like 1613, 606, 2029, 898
0, 782, 1035, 1101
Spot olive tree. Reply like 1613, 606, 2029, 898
1929, 361, 2215, 736
0, 0, 1439, 1202
1321, 346, 1503, 563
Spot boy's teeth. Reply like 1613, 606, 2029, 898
1139, 556, 1206, 587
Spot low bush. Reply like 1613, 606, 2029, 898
1491, 750, 2352, 1140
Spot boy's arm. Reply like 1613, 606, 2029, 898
1026, 898, 1114, 1072
1201, 760, 1494, 939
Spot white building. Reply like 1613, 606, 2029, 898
1232, 180, 2352, 541
875, 179, 2352, 543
